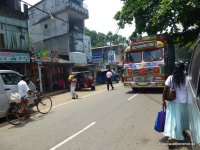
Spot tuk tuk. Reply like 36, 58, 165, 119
96, 69, 120, 84
68, 71, 95, 91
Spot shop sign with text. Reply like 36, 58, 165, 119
0, 52, 30, 63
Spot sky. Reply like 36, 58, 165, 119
23, 0, 135, 38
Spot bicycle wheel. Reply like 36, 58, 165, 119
6, 103, 27, 125
36, 96, 52, 114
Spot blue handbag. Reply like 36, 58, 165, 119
154, 108, 166, 132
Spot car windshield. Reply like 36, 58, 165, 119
143, 49, 163, 61
126, 52, 142, 63
1, 73, 21, 85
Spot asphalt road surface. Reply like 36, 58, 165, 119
0, 83, 194, 150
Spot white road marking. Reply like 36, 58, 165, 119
80, 90, 106, 98
49, 122, 96, 150
52, 101, 73, 109
52, 83, 123, 108
127, 94, 139, 101
80, 83, 122, 98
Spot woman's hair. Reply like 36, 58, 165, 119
173, 62, 186, 87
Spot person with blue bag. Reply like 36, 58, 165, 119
162, 62, 190, 147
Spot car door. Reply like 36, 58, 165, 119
0, 72, 21, 102
0, 77, 9, 118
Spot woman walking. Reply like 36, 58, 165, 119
70, 75, 78, 99
162, 62, 189, 146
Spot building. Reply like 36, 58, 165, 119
92, 45, 125, 83
28, 0, 91, 92
0, 0, 30, 74
92, 45, 124, 70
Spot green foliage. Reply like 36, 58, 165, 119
114, 0, 200, 46
85, 28, 127, 48
175, 44, 193, 61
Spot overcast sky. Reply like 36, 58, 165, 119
23, 0, 135, 38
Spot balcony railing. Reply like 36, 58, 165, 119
66, 1, 89, 19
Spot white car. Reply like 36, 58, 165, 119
0, 70, 35, 118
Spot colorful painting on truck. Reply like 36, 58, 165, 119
123, 35, 175, 88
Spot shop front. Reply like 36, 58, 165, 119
31, 50, 73, 93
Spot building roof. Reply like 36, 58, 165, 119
92, 45, 124, 51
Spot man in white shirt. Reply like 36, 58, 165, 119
18, 75, 31, 99
18, 75, 32, 116
106, 69, 114, 91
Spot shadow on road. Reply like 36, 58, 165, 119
158, 136, 194, 150
126, 88, 163, 94
134, 88, 163, 94
0, 111, 53, 128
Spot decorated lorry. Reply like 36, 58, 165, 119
123, 35, 175, 89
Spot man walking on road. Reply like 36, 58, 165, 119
106, 69, 114, 91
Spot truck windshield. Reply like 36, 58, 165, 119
143, 49, 163, 61
126, 52, 142, 63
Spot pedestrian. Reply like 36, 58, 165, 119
106, 69, 114, 91
70, 75, 78, 99
162, 62, 189, 147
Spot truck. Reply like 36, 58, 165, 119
122, 35, 175, 89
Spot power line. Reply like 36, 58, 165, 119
20, 0, 69, 24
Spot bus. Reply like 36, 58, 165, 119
123, 35, 175, 89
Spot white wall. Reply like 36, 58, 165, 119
69, 52, 87, 64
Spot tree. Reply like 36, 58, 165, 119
114, 0, 200, 45
85, 28, 107, 47
175, 45, 193, 61
85, 28, 127, 47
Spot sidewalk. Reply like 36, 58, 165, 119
42, 82, 114, 97
42, 89, 69, 97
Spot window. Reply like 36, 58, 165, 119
1, 73, 21, 85
44, 24, 48, 29
0, 33, 5, 48
143, 49, 163, 61
43, 3, 47, 11
55, 0, 59, 6
126, 52, 142, 63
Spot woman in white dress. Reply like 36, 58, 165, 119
162, 62, 189, 146
70, 75, 78, 99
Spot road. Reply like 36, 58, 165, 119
0, 83, 193, 150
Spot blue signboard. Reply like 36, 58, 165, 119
92, 54, 103, 63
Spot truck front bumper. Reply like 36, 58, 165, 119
123, 81, 165, 88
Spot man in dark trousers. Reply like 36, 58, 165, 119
106, 69, 114, 91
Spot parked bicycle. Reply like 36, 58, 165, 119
6, 91, 52, 125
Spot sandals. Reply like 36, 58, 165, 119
168, 138, 175, 148
182, 130, 190, 138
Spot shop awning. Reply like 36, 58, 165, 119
74, 63, 95, 67
41, 59, 74, 65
